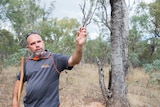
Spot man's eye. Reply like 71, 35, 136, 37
30, 43, 35, 45
37, 41, 41, 43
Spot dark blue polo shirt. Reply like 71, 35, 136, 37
17, 51, 73, 107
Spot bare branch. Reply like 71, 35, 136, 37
79, 0, 86, 25
99, 0, 111, 31
96, 56, 112, 103
79, 0, 98, 27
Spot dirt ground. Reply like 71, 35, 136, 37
0, 64, 160, 107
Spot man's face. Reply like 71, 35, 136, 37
26, 34, 45, 56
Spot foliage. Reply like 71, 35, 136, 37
128, 52, 141, 67
3, 48, 28, 68
35, 17, 80, 55
0, 0, 55, 47
0, 29, 20, 59
150, 73, 160, 85
128, 0, 160, 68
0, 0, 109, 69
149, 0, 160, 31
143, 59, 160, 85
0, 17, 81, 69
0, 0, 81, 70
128, 23, 143, 67
2, 0, 160, 73
84, 36, 110, 64
143, 59, 160, 73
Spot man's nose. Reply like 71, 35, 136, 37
35, 43, 40, 47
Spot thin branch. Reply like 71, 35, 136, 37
79, 0, 98, 27
99, 0, 111, 31
96, 56, 112, 103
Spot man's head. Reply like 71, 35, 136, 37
26, 32, 45, 57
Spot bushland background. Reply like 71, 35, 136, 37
0, 0, 160, 107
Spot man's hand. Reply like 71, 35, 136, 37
68, 27, 87, 66
76, 27, 87, 46
12, 100, 20, 107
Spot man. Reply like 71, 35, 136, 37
12, 27, 87, 107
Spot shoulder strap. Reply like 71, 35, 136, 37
25, 52, 60, 74
49, 53, 61, 75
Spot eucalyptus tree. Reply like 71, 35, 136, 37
149, 0, 160, 37
0, 0, 54, 47
0, 29, 20, 69
35, 17, 80, 55
147, 0, 160, 60
84, 36, 109, 63
129, 0, 160, 67
49, 18, 80, 55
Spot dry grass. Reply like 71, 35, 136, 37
0, 64, 160, 107
127, 67, 160, 107
0, 66, 19, 107
59, 64, 107, 107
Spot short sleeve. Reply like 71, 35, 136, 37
52, 53, 73, 72
16, 65, 27, 82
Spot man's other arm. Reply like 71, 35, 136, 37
12, 80, 20, 107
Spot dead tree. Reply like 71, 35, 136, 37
96, 0, 130, 106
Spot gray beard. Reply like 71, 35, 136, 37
34, 50, 45, 57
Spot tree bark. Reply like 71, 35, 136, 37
108, 0, 130, 106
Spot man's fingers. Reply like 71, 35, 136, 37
79, 27, 86, 31
77, 27, 87, 37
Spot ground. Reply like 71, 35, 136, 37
0, 64, 160, 107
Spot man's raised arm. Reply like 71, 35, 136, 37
68, 27, 87, 67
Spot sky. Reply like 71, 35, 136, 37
52, 0, 99, 40
53, 0, 153, 19
52, 0, 153, 40
53, 0, 83, 21
2, 0, 153, 39
2, 0, 153, 40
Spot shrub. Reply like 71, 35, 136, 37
143, 59, 160, 85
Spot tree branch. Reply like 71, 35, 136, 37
96, 57, 112, 103
79, 0, 98, 27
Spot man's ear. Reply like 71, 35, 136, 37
26, 45, 29, 49
26, 45, 31, 51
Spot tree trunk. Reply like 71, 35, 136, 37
108, 0, 130, 106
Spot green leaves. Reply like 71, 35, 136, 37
45, 18, 80, 54
149, 0, 160, 28
0, 29, 19, 55
1, 0, 55, 47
